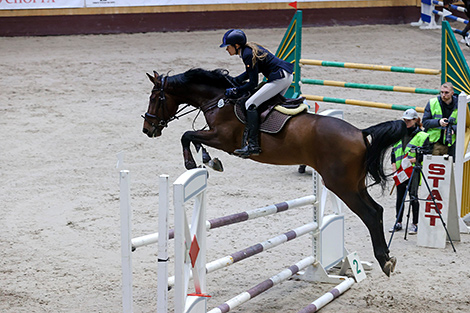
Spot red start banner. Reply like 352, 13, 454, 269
424, 163, 446, 226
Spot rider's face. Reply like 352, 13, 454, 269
226, 45, 238, 56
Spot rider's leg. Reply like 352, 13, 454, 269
234, 104, 261, 158
245, 70, 294, 109
233, 71, 293, 157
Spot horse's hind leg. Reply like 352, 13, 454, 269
364, 191, 397, 274
340, 189, 396, 276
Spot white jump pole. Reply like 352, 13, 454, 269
131, 195, 316, 250
120, 170, 133, 313
207, 256, 316, 313
297, 277, 355, 313
157, 175, 169, 313
167, 221, 318, 287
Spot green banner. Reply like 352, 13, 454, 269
275, 10, 302, 98
441, 20, 470, 94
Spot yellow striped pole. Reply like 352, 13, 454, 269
302, 94, 425, 113
301, 79, 439, 95
299, 59, 441, 75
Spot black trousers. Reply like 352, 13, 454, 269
395, 174, 420, 225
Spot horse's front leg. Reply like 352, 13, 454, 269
182, 131, 198, 170
181, 130, 224, 171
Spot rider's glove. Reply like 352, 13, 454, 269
224, 87, 238, 98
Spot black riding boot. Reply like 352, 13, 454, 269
234, 104, 261, 158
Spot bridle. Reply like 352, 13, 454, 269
142, 76, 172, 129
142, 74, 229, 131
142, 76, 197, 129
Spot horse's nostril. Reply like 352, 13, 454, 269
143, 128, 148, 134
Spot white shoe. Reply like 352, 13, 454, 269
464, 35, 470, 47
408, 224, 418, 235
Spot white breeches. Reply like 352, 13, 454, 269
245, 70, 294, 109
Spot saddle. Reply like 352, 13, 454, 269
233, 94, 308, 134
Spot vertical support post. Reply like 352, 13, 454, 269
190, 190, 207, 295
454, 93, 470, 231
173, 168, 208, 313
157, 175, 170, 313
174, 181, 186, 313
294, 10, 303, 96
120, 170, 133, 313
312, 170, 321, 261
455, 94, 465, 216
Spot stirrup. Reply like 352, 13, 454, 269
233, 145, 261, 158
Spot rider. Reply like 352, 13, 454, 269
220, 29, 294, 158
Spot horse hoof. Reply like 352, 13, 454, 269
383, 257, 397, 277
185, 161, 197, 170
209, 158, 224, 172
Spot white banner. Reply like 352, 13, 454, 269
0, 0, 84, 10
1, 0, 343, 10
417, 155, 460, 249
85, 0, 315, 7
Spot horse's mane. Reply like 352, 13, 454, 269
168, 68, 233, 89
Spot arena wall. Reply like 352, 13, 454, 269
0, 0, 421, 36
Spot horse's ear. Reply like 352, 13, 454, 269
147, 72, 158, 84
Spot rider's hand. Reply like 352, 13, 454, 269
225, 87, 238, 98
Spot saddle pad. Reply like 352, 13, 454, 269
235, 104, 307, 134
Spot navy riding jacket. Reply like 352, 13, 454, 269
235, 45, 294, 94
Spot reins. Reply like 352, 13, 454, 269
191, 97, 226, 131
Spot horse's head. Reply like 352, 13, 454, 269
142, 68, 234, 137
142, 71, 179, 138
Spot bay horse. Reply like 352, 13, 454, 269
142, 68, 407, 277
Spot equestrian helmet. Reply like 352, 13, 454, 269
220, 29, 247, 48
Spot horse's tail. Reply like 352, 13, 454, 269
362, 120, 407, 190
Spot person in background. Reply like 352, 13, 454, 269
422, 82, 458, 158
390, 109, 430, 235
444, 0, 470, 46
